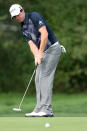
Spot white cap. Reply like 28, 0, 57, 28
9, 4, 23, 19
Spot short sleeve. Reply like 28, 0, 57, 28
30, 12, 46, 30
22, 31, 32, 42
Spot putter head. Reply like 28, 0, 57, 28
13, 108, 21, 112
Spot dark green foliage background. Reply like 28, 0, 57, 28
0, 0, 87, 93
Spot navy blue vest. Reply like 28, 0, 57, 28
21, 12, 58, 51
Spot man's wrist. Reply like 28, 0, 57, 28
39, 48, 44, 52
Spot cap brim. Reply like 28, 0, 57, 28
11, 10, 20, 19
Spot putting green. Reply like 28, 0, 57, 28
0, 117, 87, 131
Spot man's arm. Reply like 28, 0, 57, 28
28, 26, 48, 65
39, 26, 48, 52
28, 40, 39, 57
28, 26, 48, 55
28, 40, 44, 66
28, 40, 40, 65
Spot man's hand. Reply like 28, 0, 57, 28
35, 56, 38, 66
38, 50, 44, 60
35, 55, 42, 66
34, 51, 44, 66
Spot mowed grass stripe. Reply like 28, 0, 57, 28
0, 93, 87, 116
0, 117, 87, 131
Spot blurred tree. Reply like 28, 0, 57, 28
0, 0, 87, 93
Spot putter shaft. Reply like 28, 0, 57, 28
18, 69, 36, 109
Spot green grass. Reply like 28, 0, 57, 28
0, 93, 87, 117
0, 93, 87, 131
0, 117, 87, 131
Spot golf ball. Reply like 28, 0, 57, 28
45, 123, 50, 128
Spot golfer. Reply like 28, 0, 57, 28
9, 4, 66, 117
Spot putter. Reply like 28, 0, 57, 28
13, 68, 36, 112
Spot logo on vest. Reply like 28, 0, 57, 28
39, 21, 43, 25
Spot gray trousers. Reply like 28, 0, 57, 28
34, 42, 61, 114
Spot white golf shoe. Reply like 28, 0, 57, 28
25, 111, 54, 117
37, 112, 54, 117
25, 112, 39, 117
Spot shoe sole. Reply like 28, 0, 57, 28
25, 115, 38, 117
25, 114, 54, 117
39, 114, 54, 117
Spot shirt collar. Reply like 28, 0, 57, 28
21, 12, 29, 25
24, 13, 29, 24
